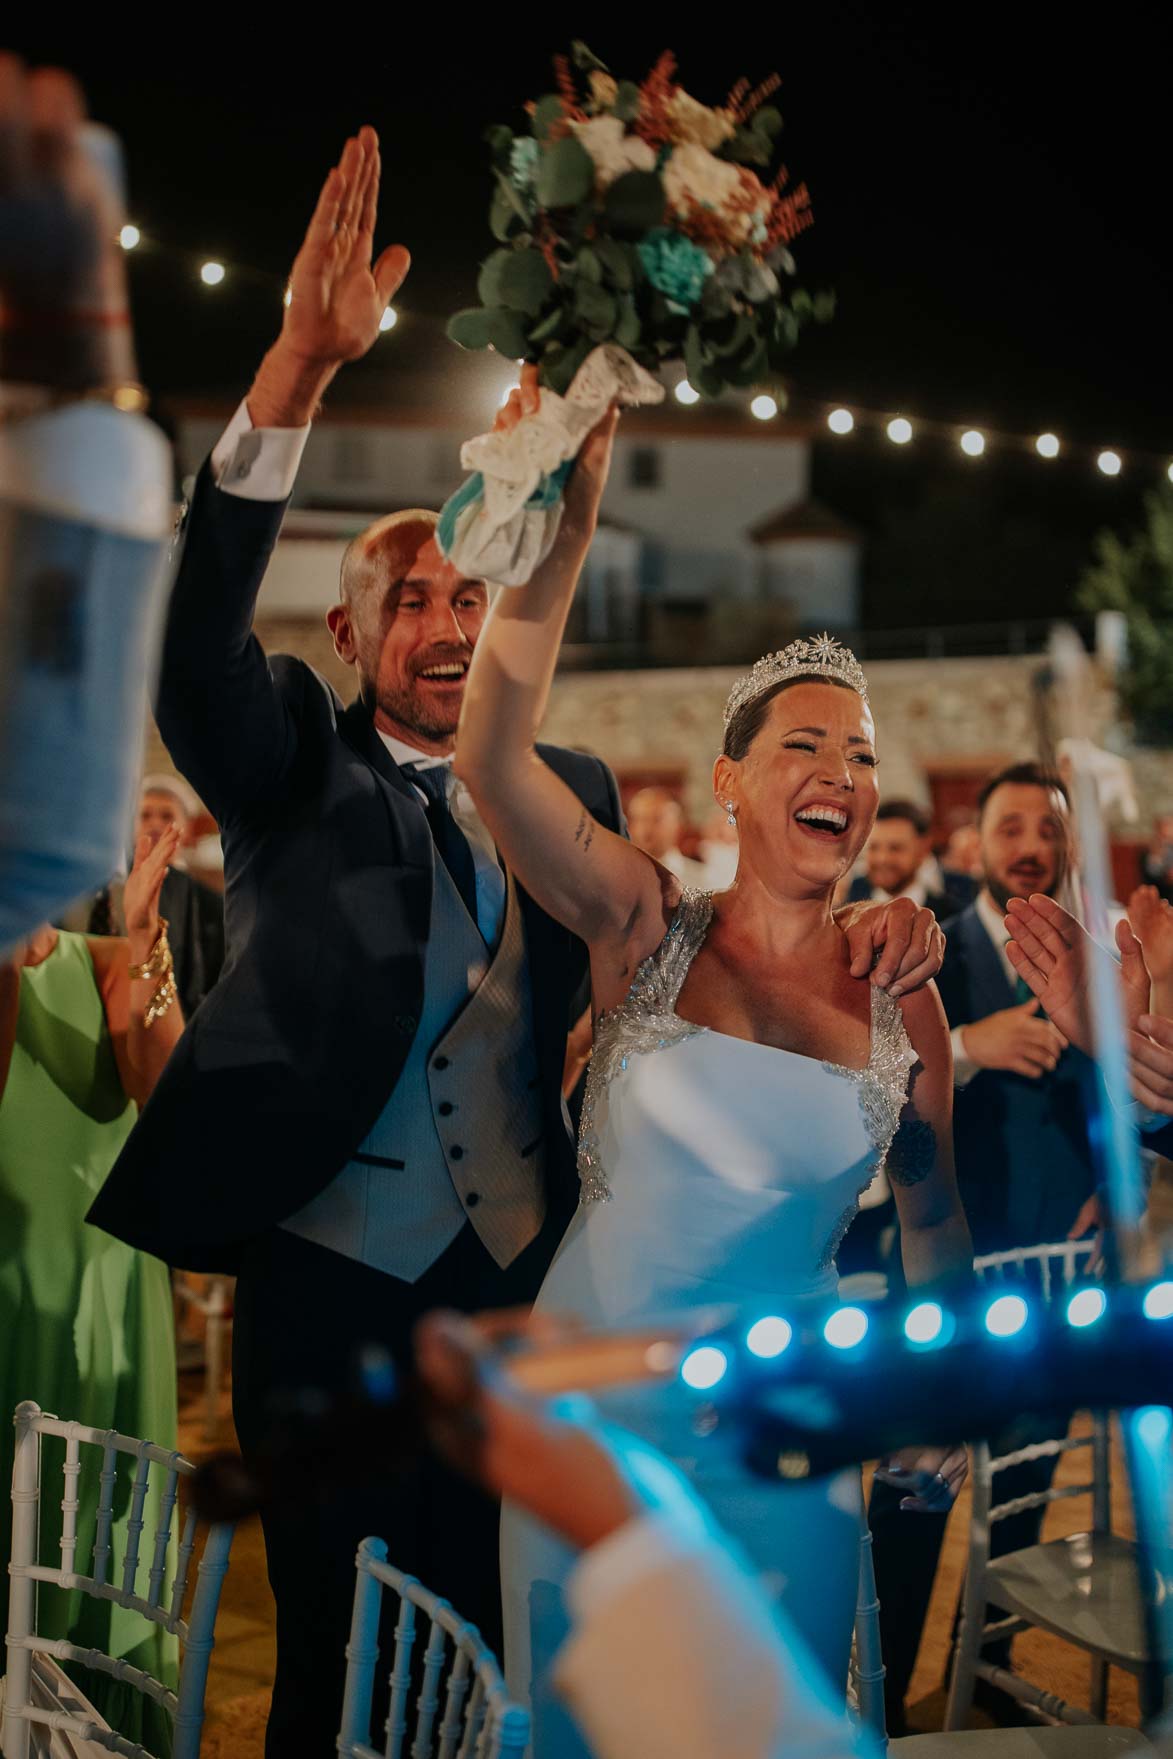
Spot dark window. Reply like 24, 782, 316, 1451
628, 447, 661, 490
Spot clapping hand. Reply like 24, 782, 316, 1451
1128, 885, 1173, 1013
123, 825, 180, 957
1004, 893, 1149, 1057
875, 1442, 968, 1513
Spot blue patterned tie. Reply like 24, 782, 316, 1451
403, 764, 480, 927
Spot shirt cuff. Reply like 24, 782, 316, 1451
567, 1511, 709, 1629
210, 399, 309, 501
951, 1025, 979, 1088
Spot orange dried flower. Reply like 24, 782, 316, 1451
765, 182, 814, 248
634, 49, 679, 147
552, 53, 587, 122
731, 72, 781, 124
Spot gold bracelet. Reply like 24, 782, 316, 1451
143, 969, 178, 1029
128, 920, 171, 983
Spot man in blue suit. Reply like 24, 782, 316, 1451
871, 762, 1098, 1730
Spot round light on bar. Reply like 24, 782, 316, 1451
119, 224, 141, 251
828, 408, 854, 435
680, 1345, 730, 1391
747, 1317, 793, 1359
824, 1306, 869, 1350
675, 380, 700, 406
904, 1301, 945, 1345
960, 430, 985, 457
1143, 1281, 1173, 1321
200, 261, 226, 287
985, 1293, 1029, 1338
1066, 1287, 1107, 1329
751, 394, 778, 422
1135, 1405, 1173, 1450
379, 307, 398, 334
1097, 449, 1122, 477
886, 417, 913, 445
1036, 432, 1061, 459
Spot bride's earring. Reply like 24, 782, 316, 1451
725, 801, 737, 827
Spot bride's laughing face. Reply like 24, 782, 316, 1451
716, 680, 879, 892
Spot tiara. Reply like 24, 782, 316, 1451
723, 633, 869, 729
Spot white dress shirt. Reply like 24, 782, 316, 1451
376, 733, 505, 947
869, 878, 927, 908
951, 888, 1019, 1087
210, 400, 310, 502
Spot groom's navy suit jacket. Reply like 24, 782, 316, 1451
937, 903, 1098, 1255
88, 465, 622, 1272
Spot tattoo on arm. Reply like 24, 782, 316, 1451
573, 809, 594, 854
887, 1116, 936, 1186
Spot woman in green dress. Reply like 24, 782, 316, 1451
1, 825, 187, 1752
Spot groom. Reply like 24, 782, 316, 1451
90, 129, 945, 1755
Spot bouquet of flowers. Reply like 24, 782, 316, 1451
437, 43, 831, 586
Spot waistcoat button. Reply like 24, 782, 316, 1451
433, 1055, 450, 1071
450, 1145, 464, 1161
465, 1191, 480, 1208
438, 1101, 454, 1117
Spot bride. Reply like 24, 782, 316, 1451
454, 404, 972, 1746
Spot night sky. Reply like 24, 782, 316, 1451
15, 16, 1172, 630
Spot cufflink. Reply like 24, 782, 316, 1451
232, 432, 263, 481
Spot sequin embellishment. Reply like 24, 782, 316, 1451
577, 890, 714, 1202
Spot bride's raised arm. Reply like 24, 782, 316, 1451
455, 406, 669, 962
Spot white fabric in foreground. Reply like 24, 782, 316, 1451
0, 1654, 113, 1758
443, 344, 665, 587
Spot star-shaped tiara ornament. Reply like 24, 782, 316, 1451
723, 633, 869, 729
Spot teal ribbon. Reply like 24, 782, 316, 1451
436, 458, 576, 557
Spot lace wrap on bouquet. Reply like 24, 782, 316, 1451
436, 344, 664, 587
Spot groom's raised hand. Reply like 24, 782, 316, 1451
247, 126, 411, 429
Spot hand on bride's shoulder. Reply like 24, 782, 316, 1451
838, 893, 945, 998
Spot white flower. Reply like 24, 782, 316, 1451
570, 115, 656, 191
667, 89, 736, 150
663, 142, 744, 216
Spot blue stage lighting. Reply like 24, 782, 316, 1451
904, 1301, 945, 1345
1143, 1281, 1173, 1321
1136, 1406, 1173, 1450
747, 1317, 793, 1359
680, 1345, 730, 1391
824, 1306, 869, 1350
984, 1293, 1029, 1338
1066, 1287, 1107, 1329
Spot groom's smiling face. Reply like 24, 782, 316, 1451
719, 680, 879, 892
327, 515, 489, 751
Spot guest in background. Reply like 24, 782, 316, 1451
940, 814, 982, 907
625, 786, 707, 886
0, 827, 183, 1751
870, 762, 1098, 1732
83, 774, 225, 1018
848, 800, 956, 919
1142, 814, 1173, 903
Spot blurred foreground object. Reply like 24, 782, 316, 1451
0, 56, 172, 952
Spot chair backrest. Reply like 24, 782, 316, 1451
337, 1537, 529, 1759
2, 1401, 234, 1759
974, 1239, 1097, 1301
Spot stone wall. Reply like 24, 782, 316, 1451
142, 617, 1173, 835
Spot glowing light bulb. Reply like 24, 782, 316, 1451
960, 430, 985, 457
1066, 1287, 1107, 1329
1097, 449, 1122, 477
886, 417, 913, 445
200, 261, 225, 287
985, 1294, 1029, 1338
824, 1306, 868, 1350
827, 408, 854, 435
1143, 1281, 1173, 1321
379, 307, 398, 333
904, 1302, 945, 1345
751, 394, 778, 422
1136, 1406, 1172, 1450
119, 224, 140, 251
675, 380, 700, 406
747, 1317, 793, 1359
680, 1345, 729, 1391
1036, 433, 1060, 459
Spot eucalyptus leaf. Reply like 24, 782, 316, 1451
530, 305, 569, 344
724, 338, 768, 387
490, 186, 528, 244
602, 170, 666, 237
500, 249, 554, 315
532, 94, 566, 142
570, 40, 610, 73
742, 261, 780, 303
612, 80, 642, 121
536, 135, 596, 208
700, 276, 735, 319
711, 313, 757, 358
753, 106, 783, 138
594, 236, 636, 290
614, 295, 641, 350
685, 323, 712, 386
542, 335, 593, 395
695, 360, 726, 398
722, 126, 771, 166
483, 307, 533, 359
576, 246, 603, 284
447, 308, 495, 351
477, 249, 513, 308
484, 124, 515, 166
574, 280, 618, 337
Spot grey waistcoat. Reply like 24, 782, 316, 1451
281, 857, 547, 1282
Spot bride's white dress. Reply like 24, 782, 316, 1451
501, 890, 917, 1753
